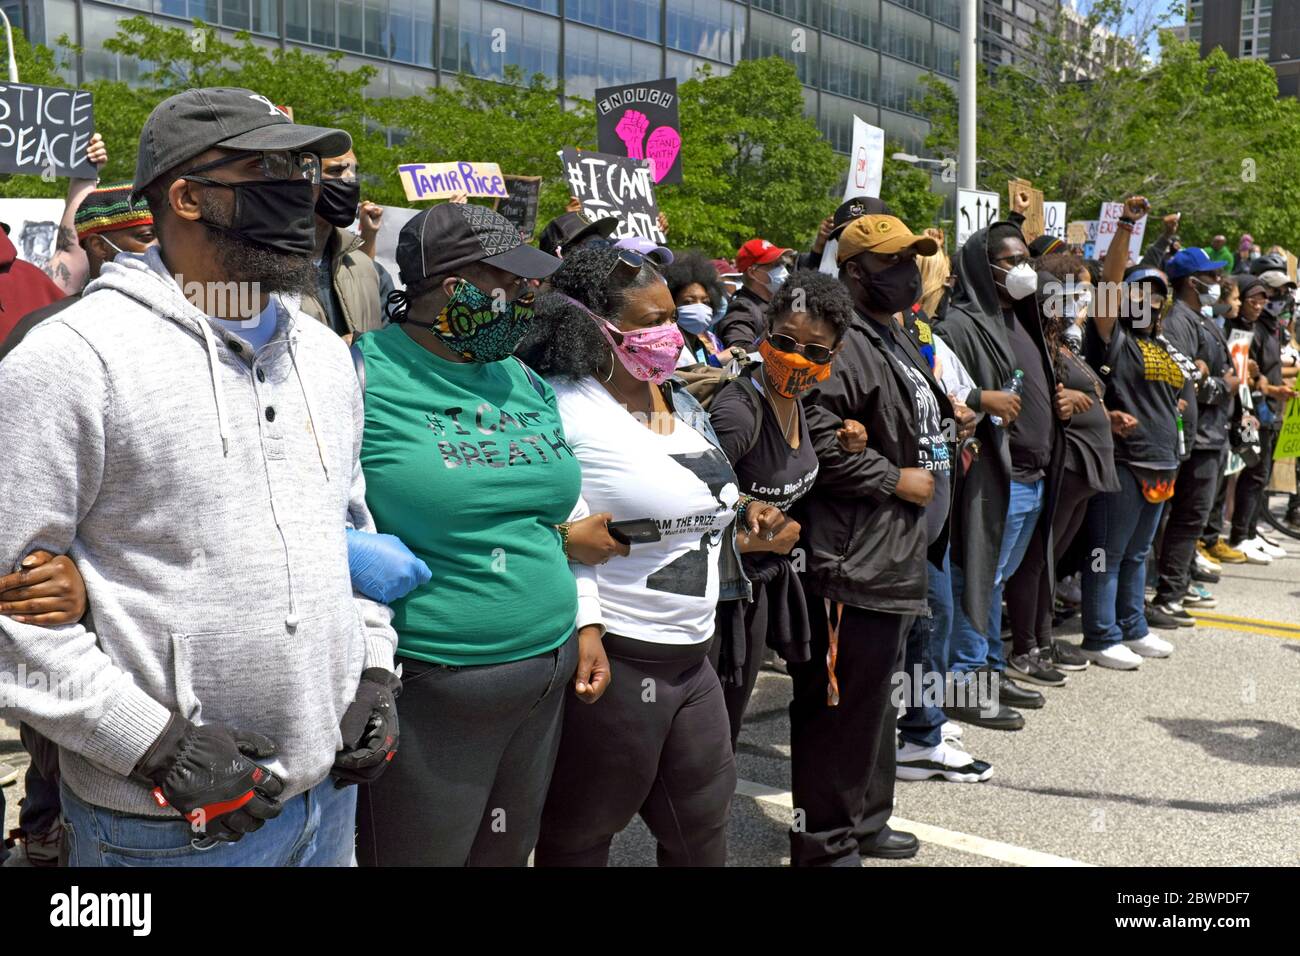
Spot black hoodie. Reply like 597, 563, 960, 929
933, 221, 1064, 630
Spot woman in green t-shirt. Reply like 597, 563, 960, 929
353, 204, 627, 866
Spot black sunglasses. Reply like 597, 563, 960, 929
768, 332, 835, 364
605, 249, 659, 285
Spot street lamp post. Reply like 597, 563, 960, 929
0, 8, 20, 83
959, 0, 977, 190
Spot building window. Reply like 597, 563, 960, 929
745, 10, 820, 85
818, 93, 878, 154
443, 0, 562, 81
666, 0, 741, 64
666, 50, 733, 81
566, 0, 662, 44
881, 3, 933, 69
562, 22, 660, 100
752, 0, 813, 26
878, 55, 931, 115
822, 0, 877, 48
820, 35, 876, 102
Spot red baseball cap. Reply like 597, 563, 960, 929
736, 238, 791, 273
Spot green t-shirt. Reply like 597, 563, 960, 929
357, 325, 580, 666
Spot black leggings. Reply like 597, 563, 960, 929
1007, 468, 1096, 655
535, 635, 736, 867
1231, 427, 1279, 545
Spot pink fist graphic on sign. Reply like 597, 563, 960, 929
614, 109, 680, 184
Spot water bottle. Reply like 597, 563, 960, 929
990, 369, 1025, 427
1177, 413, 1186, 457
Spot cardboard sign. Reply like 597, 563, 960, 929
397, 161, 510, 201
819, 117, 885, 274
1066, 220, 1090, 245
494, 175, 542, 241
559, 148, 665, 245
1008, 179, 1045, 242
596, 78, 682, 186
1094, 202, 1147, 261
1274, 398, 1300, 461
0, 84, 96, 178
1043, 201, 1067, 241
956, 188, 1000, 249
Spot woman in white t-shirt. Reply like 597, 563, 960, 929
518, 246, 783, 867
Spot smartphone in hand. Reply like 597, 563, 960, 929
607, 519, 662, 545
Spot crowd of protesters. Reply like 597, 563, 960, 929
0, 88, 1297, 868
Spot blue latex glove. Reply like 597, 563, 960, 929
346, 528, 432, 604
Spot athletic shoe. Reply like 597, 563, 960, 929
1145, 604, 1184, 630
1151, 601, 1195, 627
1007, 648, 1069, 687
1286, 510, 1300, 532
897, 740, 994, 783
1183, 583, 1217, 607
1251, 534, 1288, 559
941, 720, 964, 742
1080, 643, 1143, 670
1234, 539, 1273, 564
1195, 544, 1222, 571
1124, 633, 1174, 658
1057, 573, 1082, 605
1045, 640, 1090, 671
1191, 564, 1221, 584
0, 762, 17, 787
1208, 540, 1248, 564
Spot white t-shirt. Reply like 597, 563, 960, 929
551, 376, 739, 645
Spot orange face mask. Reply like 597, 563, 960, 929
758, 337, 833, 398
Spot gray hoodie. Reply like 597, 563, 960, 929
0, 247, 397, 817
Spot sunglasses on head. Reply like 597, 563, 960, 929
768, 332, 835, 364
605, 249, 659, 285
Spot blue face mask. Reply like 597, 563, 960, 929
764, 265, 789, 293
715, 294, 730, 323
675, 302, 713, 335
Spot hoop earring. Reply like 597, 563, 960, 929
601, 353, 616, 383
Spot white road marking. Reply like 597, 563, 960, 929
735, 778, 1094, 867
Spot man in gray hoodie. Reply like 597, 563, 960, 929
0, 88, 399, 866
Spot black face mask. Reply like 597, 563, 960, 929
856, 259, 921, 315
316, 177, 361, 228
185, 175, 318, 257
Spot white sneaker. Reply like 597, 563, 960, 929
1236, 540, 1273, 565
940, 720, 964, 741
1124, 633, 1174, 658
1080, 643, 1143, 670
1194, 552, 1221, 575
0, 761, 17, 787
896, 740, 993, 783
1248, 535, 1287, 559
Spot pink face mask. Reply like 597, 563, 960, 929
559, 293, 684, 386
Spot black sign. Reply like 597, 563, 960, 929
495, 175, 541, 240
595, 78, 682, 187
0, 84, 96, 178
559, 148, 665, 245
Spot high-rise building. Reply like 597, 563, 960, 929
980, 0, 1060, 69
1188, 0, 1300, 97
1, 0, 962, 157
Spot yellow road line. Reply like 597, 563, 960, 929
1187, 611, 1300, 640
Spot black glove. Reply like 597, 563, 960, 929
132, 714, 284, 842
331, 667, 401, 788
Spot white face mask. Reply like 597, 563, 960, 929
1198, 282, 1221, 307
764, 265, 789, 293
996, 262, 1038, 301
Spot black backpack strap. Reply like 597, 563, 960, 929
514, 356, 547, 399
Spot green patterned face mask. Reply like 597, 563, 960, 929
395, 278, 535, 363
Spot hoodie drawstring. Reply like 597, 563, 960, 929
289, 333, 331, 480
196, 317, 232, 457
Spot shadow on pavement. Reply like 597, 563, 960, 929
1148, 717, 1300, 768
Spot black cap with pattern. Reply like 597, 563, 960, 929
397, 203, 561, 288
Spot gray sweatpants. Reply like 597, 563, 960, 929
355, 632, 577, 866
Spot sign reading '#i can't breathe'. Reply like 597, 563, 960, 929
595, 78, 683, 186
0, 84, 96, 178
397, 161, 510, 201
559, 148, 666, 245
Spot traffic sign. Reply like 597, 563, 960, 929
957, 188, 999, 248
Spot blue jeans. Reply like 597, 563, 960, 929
898, 550, 953, 748
1082, 466, 1166, 649
62, 776, 357, 867
950, 479, 1044, 675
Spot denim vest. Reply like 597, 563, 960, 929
664, 377, 753, 604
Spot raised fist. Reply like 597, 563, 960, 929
615, 110, 649, 159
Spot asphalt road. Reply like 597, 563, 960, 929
4, 535, 1297, 867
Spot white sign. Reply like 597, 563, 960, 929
368, 205, 421, 291
956, 189, 1000, 249
0, 198, 64, 271
820, 116, 885, 274
1095, 202, 1147, 262
1043, 201, 1067, 241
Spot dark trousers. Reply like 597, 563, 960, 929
1155, 448, 1224, 604
535, 641, 736, 867
788, 600, 908, 867
1231, 427, 1279, 545
1008, 467, 1096, 655
355, 633, 577, 866
707, 604, 766, 752
1202, 457, 1232, 546
19, 723, 62, 835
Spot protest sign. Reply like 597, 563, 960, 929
367, 204, 421, 291
495, 175, 542, 240
1066, 221, 1089, 246
1008, 179, 1045, 241
819, 117, 884, 274
1274, 398, 1300, 461
0, 83, 95, 178
397, 161, 509, 201
1227, 328, 1255, 409
0, 197, 65, 271
595, 78, 682, 186
1095, 201, 1147, 261
559, 148, 665, 244
1043, 201, 1066, 240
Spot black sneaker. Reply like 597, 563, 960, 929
991, 672, 1045, 709
1150, 601, 1195, 628
1191, 565, 1221, 584
1045, 640, 1089, 671
1144, 603, 1183, 630
1007, 649, 1068, 687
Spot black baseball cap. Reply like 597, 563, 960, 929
133, 87, 352, 198
537, 210, 619, 257
397, 203, 561, 289
829, 196, 892, 240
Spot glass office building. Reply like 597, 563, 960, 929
4, 0, 958, 156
